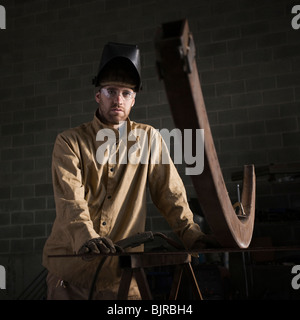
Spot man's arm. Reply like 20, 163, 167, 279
147, 130, 206, 249
51, 133, 100, 253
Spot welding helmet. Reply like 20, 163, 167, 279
93, 42, 142, 92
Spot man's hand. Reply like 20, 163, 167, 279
78, 237, 124, 261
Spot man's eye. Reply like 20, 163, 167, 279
107, 89, 116, 95
123, 91, 131, 97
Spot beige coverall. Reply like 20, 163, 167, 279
42, 112, 203, 299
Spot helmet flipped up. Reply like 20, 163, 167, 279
93, 42, 142, 92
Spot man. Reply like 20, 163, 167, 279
43, 42, 212, 300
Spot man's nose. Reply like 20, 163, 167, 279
113, 92, 123, 104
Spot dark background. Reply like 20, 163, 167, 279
0, 0, 300, 300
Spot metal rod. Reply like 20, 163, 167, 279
237, 184, 241, 203
241, 252, 249, 298
48, 245, 300, 258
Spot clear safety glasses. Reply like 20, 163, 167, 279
100, 87, 136, 101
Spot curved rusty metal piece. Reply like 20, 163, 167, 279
155, 19, 256, 248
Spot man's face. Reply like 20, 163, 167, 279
95, 85, 136, 128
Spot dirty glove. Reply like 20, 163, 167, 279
78, 237, 124, 261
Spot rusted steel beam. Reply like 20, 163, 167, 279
48, 245, 300, 258
154, 19, 255, 248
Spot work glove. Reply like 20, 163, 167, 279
78, 237, 124, 261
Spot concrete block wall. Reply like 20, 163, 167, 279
0, 0, 299, 298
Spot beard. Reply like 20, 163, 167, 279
97, 98, 130, 127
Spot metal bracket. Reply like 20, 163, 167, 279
178, 33, 195, 74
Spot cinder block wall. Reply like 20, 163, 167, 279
0, 0, 299, 298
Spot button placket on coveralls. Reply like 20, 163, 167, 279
99, 136, 120, 235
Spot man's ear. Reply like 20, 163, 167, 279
131, 98, 135, 108
95, 90, 101, 103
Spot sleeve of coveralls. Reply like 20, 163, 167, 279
51, 133, 99, 253
147, 130, 205, 249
